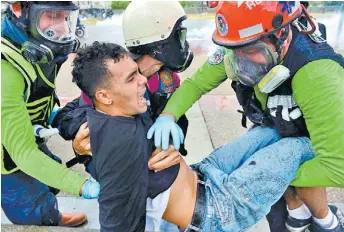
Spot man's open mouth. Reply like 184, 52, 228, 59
138, 91, 147, 105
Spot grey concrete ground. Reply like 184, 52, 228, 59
2, 16, 343, 231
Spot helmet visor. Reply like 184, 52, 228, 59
37, 9, 79, 44
176, 27, 187, 50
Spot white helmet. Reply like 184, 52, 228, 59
122, 0, 193, 72
122, 0, 186, 47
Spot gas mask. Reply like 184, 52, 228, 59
225, 41, 279, 87
20, 2, 80, 64
152, 24, 194, 72
130, 21, 194, 73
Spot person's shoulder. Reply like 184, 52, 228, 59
1, 59, 26, 90
296, 59, 343, 80
292, 59, 344, 92
1, 59, 22, 76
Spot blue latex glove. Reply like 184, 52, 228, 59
147, 115, 184, 150
81, 179, 100, 199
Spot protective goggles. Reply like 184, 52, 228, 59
176, 27, 187, 50
225, 41, 278, 87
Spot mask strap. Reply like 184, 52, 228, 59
267, 25, 289, 63
276, 26, 289, 57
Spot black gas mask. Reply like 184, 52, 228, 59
11, 1, 80, 64
129, 18, 194, 73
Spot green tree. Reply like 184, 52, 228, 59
310, 1, 343, 6
111, 1, 130, 9
179, 1, 189, 7
179, 1, 203, 7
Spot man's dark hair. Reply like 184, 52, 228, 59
72, 41, 128, 99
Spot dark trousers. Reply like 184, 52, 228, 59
266, 197, 289, 232
1, 144, 62, 225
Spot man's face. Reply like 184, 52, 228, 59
105, 56, 148, 116
38, 10, 75, 41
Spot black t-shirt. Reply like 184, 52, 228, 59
87, 109, 179, 232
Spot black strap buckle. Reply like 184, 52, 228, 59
66, 155, 91, 168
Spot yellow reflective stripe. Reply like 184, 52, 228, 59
54, 65, 58, 84
29, 111, 42, 121
49, 94, 55, 110
44, 97, 52, 121
27, 103, 47, 114
32, 95, 53, 125
34, 110, 49, 126
35, 64, 55, 89
47, 94, 55, 117
1, 41, 37, 82
46, 107, 52, 124
34, 114, 46, 122
1, 37, 20, 53
26, 96, 50, 107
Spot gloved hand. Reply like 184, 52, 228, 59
147, 115, 184, 150
33, 125, 59, 138
81, 179, 100, 199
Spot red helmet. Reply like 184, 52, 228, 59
213, 1, 302, 47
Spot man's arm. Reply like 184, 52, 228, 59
1, 61, 87, 195
52, 97, 89, 141
291, 59, 344, 187
163, 48, 228, 120
73, 124, 179, 170
52, 97, 81, 128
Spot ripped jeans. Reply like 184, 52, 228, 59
187, 126, 315, 232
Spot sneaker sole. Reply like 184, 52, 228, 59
286, 223, 311, 232
71, 218, 88, 227
59, 218, 88, 227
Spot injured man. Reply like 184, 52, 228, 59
71, 42, 315, 232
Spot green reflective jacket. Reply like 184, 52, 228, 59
1, 38, 86, 196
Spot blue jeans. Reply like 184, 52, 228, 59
1, 171, 61, 225
187, 126, 315, 232
145, 218, 180, 232
1, 144, 61, 225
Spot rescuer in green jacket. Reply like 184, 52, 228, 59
147, 2, 344, 232
1, 1, 99, 227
